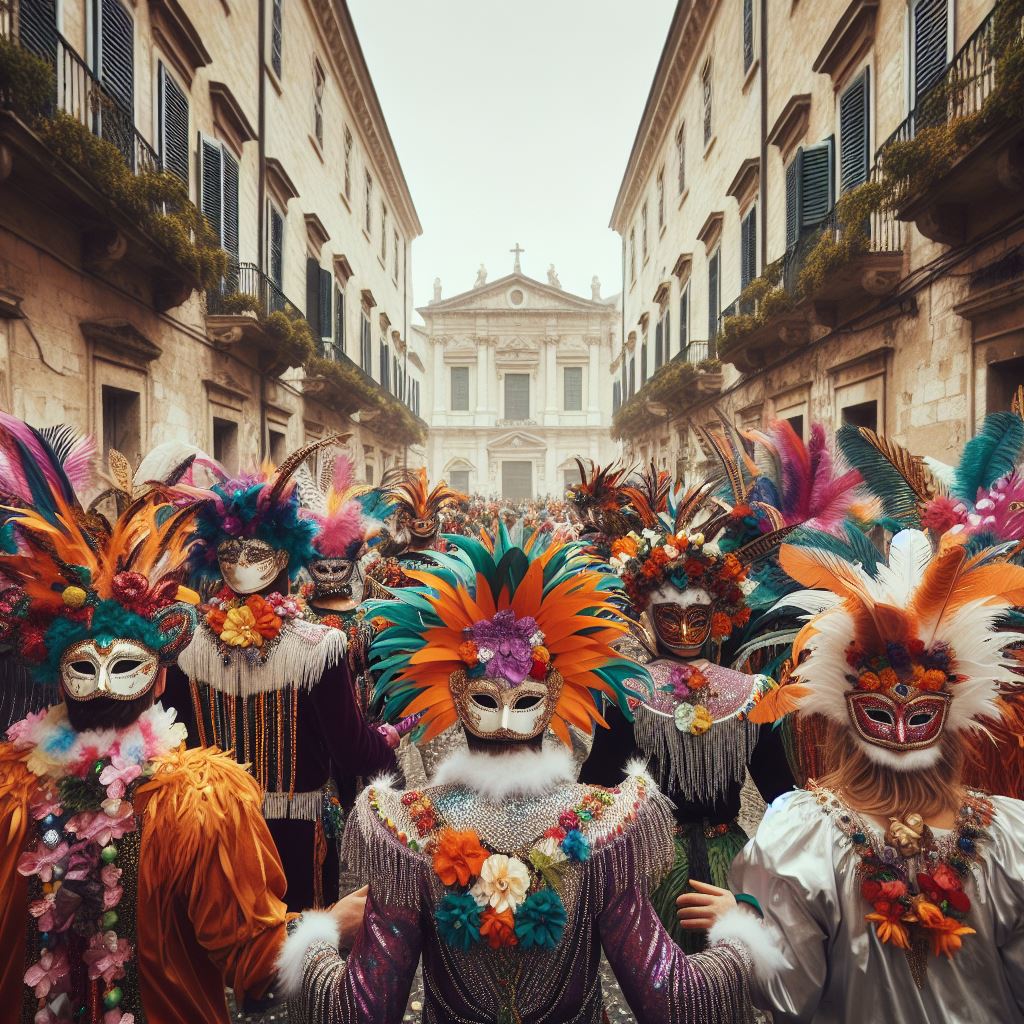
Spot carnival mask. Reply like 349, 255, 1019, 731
218, 538, 289, 594
450, 668, 562, 741
846, 688, 951, 755
308, 556, 362, 603
60, 638, 160, 701
650, 585, 714, 657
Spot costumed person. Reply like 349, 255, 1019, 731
0, 420, 293, 1024
276, 528, 766, 1024
164, 438, 398, 912
567, 458, 636, 560
682, 528, 1024, 1022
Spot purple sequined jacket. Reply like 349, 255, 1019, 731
281, 763, 752, 1023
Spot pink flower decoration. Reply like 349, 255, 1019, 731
28, 894, 56, 932
17, 842, 69, 883
66, 802, 136, 847
29, 788, 62, 821
558, 810, 581, 832
23, 948, 70, 998
98, 754, 142, 800
104, 1014, 135, 1024
7, 708, 47, 748
83, 930, 132, 985
101, 864, 122, 888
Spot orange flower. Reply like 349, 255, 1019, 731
733, 607, 751, 627
857, 671, 882, 691
433, 828, 488, 887
721, 554, 743, 580
479, 906, 518, 949
866, 903, 912, 949
710, 611, 733, 639
913, 899, 945, 928
878, 667, 899, 690
641, 561, 661, 579
244, 594, 283, 639
650, 547, 669, 567
532, 645, 550, 664
919, 669, 947, 692
205, 607, 227, 633
687, 668, 709, 691
924, 914, 976, 959
611, 536, 638, 559
683, 558, 705, 578
458, 640, 479, 666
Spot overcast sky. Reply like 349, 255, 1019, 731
349, 0, 676, 321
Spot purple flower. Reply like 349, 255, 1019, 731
470, 610, 539, 684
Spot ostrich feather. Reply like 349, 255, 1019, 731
953, 411, 1024, 502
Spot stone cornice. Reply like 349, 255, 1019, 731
150, 0, 211, 86
767, 94, 812, 163
312, 0, 421, 238
726, 157, 760, 210
813, 0, 879, 89
305, 212, 330, 254
609, 0, 716, 231
265, 157, 299, 208
209, 81, 256, 157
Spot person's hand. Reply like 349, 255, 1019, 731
330, 885, 368, 949
676, 879, 737, 931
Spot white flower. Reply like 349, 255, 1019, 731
662, 544, 679, 560
532, 837, 567, 864
674, 703, 696, 733
529, 630, 545, 646
740, 578, 756, 596
701, 540, 720, 557
690, 532, 705, 546
642, 528, 660, 543
477, 647, 494, 663
469, 854, 531, 914
610, 554, 628, 571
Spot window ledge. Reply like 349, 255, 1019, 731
308, 134, 325, 163
704, 134, 717, 160
265, 62, 283, 97
678, 187, 690, 210
742, 59, 760, 94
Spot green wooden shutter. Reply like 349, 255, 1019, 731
839, 69, 870, 194
799, 138, 834, 230
741, 208, 757, 290
306, 257, 320, 338
654, 319, 664, 369
19, 0, 58, 63
913, 0, 948, 107
200, 138, 222, 240
708, 249, 720, 342
679, 285, 689, 355
334, 285, 345, 353
743, 0, 754, 70
158, 64, 189, 185
97, 0, 134, 114
271, 0, 284, 77
318, 268, 332, 343
222, 149, 239, 263
785, 154, 800, 249
269, 205, 284, 294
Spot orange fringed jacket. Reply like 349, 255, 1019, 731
0, 743, 291, 1024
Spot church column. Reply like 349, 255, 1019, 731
432, 336, 446, 418
475, 339, 489, 426
543, 337, 558, 422
586, 335, 601, 423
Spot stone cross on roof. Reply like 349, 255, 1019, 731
510, 242, 525, 273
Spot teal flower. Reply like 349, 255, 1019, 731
560, 829, 591, 862
514, 889, 567, 950
435, 892, 482, 950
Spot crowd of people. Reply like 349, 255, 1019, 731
0, 407, 1023, 1024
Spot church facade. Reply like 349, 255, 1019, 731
419, 265, 620, 500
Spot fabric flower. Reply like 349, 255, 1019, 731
28, 787, 62, 821
923, 913, 976, 959
710, 611, 733, 639
66, 802, 136, 846
610, 537, 638, 559
532, 837, 568, 863
17, 842, 69, 883
458, 640, 479, 666
99, 754, 142, 799
690, 705, 713, 735
857, 671, 882, 691
918, 868, 970, 913
83, 930, 132, 984
470, 854, 530, 914
23, 948, 70, 998
433, 829, 488, 887
479, 907, 518, 949
866, 900, 911, 949
674, 703, 696, 733
435, 892, 482, 951
514, 889, 567, 950
28, 894, 57, 932
560, 829, 591, 863
919, 669, 947, 692
471, 610, 541, 684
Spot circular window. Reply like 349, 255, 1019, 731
508, 289, 525, 307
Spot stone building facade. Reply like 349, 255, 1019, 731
0, 0, 425, 483
420, 261, 620, 500
611, 0, 1024, 478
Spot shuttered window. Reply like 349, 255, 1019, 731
676, 122, 686, 195
334, 285, 346, 352
640, 342, 648, 384
96, 0, 134, 114
613, 380, 621, 414
743, 0, 754, 71
679, 283, 689, 355
664, 310, 671, 356
200, 138, 238, 262
306, 258, 320, 337
318, 268, 331, 342
564, 367, 583, 411
360, 313, 372, 372
451, 366, 469, 411
785, 157, 799, 249
268, 203, 284, 291
628, 357, 636, 397
19, 0, 58, 62
912, 0, 948, 107
271, 0, 284, 77
741, 205, 757, 290
380, 341, 390, 390
839, 69, 870, 194
450, 470, 470, 493
504, 374, 530, 420
708, 248, 720, 343
157, 64, 189, 184
501, 461, 533, 501
654, 319, 664, 370
800, 139, 834, 228
702, 60, 713, 146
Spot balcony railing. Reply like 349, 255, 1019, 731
877, 4, 1011, 159
1, 10, 158, 174
679, 340, 713, 364
207, 260, 294, 317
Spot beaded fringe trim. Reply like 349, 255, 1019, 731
263, 789, 323, 821
633, 705, 759, 802
178, 620, 347, 696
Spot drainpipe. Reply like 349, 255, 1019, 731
257, 0, 268, 460
403, 238, 409, 470
759, 0, 768, 271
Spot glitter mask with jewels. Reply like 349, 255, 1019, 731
650, 587, 715, 657
846, 688, 951, 751
451, 667, 562, 741
308, 556, 361, 601
218, 538, 288, 594
60, 637, 160, 701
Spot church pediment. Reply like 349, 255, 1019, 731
420, 272, 609, 315
487, 430, 546, 452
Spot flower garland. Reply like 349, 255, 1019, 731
611, 526, 751, 638
202, 587, 305, 662
9, 703, 186, 1023
665, 662, 714, 736
457, 609, 549, 684
846, 638, 958, 695
816, 785, 992, 966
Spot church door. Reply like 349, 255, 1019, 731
501, 460, 533, 501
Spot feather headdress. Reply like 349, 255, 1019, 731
309, 456, 383, 559
771, 529, 1024, 769
386, 468, 465, 530
188, 434, 348, 580
365, 527, 646, 746
567, 459, 636, 538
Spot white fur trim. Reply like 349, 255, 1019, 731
276, 911, 339, 999
709, 907, 789, 981
624, 756, 653, 781
433, 745, 575, 800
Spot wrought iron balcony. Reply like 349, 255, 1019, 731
207, 261, 293, 317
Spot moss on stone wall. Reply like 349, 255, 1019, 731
611, 358, 721, 440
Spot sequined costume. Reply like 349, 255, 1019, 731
277, 528, 763, 1022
